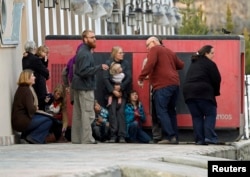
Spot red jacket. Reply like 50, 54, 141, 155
138, 45, 184, 90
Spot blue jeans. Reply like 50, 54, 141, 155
186, 99, 217, 144
153, 85, 179, 140
128, 121, 151, 143
22, 114, 52, 144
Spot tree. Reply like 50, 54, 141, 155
226, 4, 234, 33
243, 28, 250, 74
177, 0, 209, 35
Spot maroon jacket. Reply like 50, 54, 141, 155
138, 45, 184, 90
11, 85, 37, 132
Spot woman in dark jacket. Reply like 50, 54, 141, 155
22, 41, 50, 111
103, 46, 132, 143
183, 45, 221, 145
12, 69, 52, 144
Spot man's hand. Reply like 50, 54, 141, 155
137, 80, 143, 88
102, 64, 109, 70
113, 90, 122, 97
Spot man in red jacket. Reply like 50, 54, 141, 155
138, 36, 184, 144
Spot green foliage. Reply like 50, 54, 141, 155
226, 4, 234, 32
178, 0, 209, 35
243, 28, 250, 74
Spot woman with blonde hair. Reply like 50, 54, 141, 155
36, 45, 49, 68
45, 84, 69, 142
103, 46, 132, 143
11, 69, 52, 144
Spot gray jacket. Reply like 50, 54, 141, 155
71, 44, 102, 90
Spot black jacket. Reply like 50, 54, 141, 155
103, 58, 132, 99
71, 44, 102, 90
183, 56, 221, 106
22, 52, 49, 110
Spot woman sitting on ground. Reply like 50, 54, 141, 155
11, 69, 52, 144
45, 84, 69, 142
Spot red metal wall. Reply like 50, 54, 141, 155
45, 35, 245, 130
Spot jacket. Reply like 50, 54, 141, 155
22, 52, 49, 110
183, 56, 221, 106
138, 45, 184, 90
103, 58, 132, 98
71, 44, 102, 90
124, 102, 146, 137
11, 85, 37, 132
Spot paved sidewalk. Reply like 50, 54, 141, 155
0, 140, 248, 177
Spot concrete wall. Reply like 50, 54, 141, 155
0, 0, 27, 145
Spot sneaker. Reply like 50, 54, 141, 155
195, 141, 208, 145
158, 137, 178, 144
153, 139, 161, 143
118, 137, 126, 143
108, 136, 117, 143
26, 136, 40, 144
20, 139, 30, 144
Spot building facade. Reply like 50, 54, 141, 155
1, 0, 250, 145
0, 0, 177, 145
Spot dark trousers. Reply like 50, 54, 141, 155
186, 98, 217, 143
128, 121, 151, 143
154, 85, 179, 140
151, 92, 162, 140
92, 122, 110, 142
108, 97, 126, 138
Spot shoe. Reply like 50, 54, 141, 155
205, 141, 217, 145
108, 136, 117, 143
195, 141, 208, 145
84, 140, 98, 144
153, 139, 161, 143
90, 141, 98, 144
118, 137, 126, 143
26, 136, 40, 144
20, 139, 30, 144
158, 137, 178, 144
45, 133, 56, 143
56, 135, 68, 143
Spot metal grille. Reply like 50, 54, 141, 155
51, 64, 65, 91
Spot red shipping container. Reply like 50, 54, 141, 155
45, 35, 245, 142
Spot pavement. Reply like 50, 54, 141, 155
1, 139, 249, 177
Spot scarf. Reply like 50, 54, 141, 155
29, 86, 38, 107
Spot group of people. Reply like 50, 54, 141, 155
12, 41, 69, 144
11, 29, 221, 145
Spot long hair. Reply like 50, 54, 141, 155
127, 90, 139, 106
191, 45, 213, 60
110, 46, 122, 59
53, 84, 66, 110
36, 45, 49, 58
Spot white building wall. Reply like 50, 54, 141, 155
0, 0, 28, 145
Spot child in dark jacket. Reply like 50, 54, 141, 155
125, 90, 151, 143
